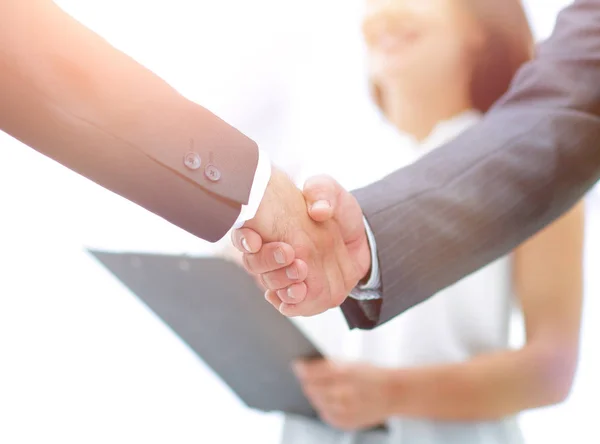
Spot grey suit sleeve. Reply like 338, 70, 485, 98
342, 0, 600, 329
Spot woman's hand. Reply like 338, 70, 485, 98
293, 359, 392, 432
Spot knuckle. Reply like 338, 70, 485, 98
266, 272, 285, 289
260, 272, 273, 288
263, 245, 277, 265
259, 274, 270, 290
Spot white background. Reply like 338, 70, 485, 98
1, 1, 598, 443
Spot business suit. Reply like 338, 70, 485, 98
342, 0, 600, 329
0, 0, 258, 242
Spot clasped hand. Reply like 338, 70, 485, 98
292, 358, 391, 431
231, 168, 371, 316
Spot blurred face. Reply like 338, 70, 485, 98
363, 0, 484, 92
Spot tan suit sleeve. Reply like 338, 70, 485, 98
0, 0, 258, 242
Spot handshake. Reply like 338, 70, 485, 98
230, 168, 373, 317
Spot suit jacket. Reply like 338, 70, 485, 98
342, 0, 600, 329
0, 0, 257, 243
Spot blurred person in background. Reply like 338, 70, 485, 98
272, 1, 585, 443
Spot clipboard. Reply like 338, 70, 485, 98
89, 250, 322, 418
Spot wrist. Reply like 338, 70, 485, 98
232, 148, 272, 229
242, 165, 276, 233
243, 166, 303, 242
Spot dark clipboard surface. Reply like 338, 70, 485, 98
89, 250, 322, 418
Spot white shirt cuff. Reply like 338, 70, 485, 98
349, 216, 382, 300
359, 216, 381, 290
231, 148, 272, 229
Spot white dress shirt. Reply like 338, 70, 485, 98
231, 149, 273, 229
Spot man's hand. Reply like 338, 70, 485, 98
293, 359, 392, 431
231, 174, 371, 316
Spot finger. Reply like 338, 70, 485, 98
281, 267, 332, 318
302, 175, 338, 222
298, 375, 337, 400
231, 228, 263, 253
325, 386, 352, 409
302, 386, 351, 424
260, 259, 308, 291
308, 200, 334, 222
276, 281, 308, 304
278, 299, 328, 318
292, 358, 338, 382
302, 382, 341, 405
292, 357, 329, 377
304, 175, 365, 245
253, 274, 267, 291
242, 243, 295, 274
264, 290, 282, 312
301, 385, 330, 409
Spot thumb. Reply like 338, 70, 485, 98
303, 175, 365, 245
302, 175, 336, 222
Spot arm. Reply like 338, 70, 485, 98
0, 0, 260, 242
0, 2, 369, 315
295, 202, 584, 428
349, 0, 600, 328
382, 202, 584, 421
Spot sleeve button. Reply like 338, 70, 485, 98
205, 164, 221, 182
183, 152, 202, 170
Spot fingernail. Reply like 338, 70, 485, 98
311, 200, 331, 211
241, 237, 251, 253
264, 290, 270, 301
274, 248, 285, 265
286, 266, 299, 280
277, 288, 290, 300
279, 304, 287, 315
286, 287, 296, 300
